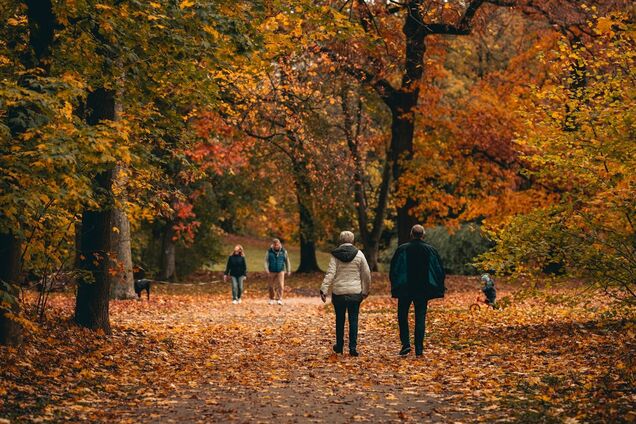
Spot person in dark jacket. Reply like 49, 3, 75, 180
224, 244, 247, 304
389, 225, 446, 357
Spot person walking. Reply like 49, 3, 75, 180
264, 238, 291, 305
320, 231, 371, 357
223, 244, 247, 304
389, 225, 445, 357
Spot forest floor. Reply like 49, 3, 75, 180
1, 274, 634, 423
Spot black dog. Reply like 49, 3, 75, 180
133, 266, 151, 300
134, 278, 151, 300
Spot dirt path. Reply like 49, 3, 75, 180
3, 278, 632, 423
110, 296, 467, 423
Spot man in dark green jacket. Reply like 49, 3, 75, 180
389, 225, 445, 357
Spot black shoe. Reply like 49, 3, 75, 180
415, 351, 423, 357
333, 344, 343, 354
399, 346, 411, 356
349, 349, 359, 357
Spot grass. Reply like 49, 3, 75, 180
210, 234, 332, 272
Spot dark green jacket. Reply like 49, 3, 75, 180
389, 239, 445, 300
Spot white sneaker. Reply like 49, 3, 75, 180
232, 300, 238, 305
238, 299, 242, 304
268, 300, 275, 305
277, 300, 283, 305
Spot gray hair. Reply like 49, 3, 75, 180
272, 238, 281, 244
339, 231, 355, 244
410, 225, 425, 239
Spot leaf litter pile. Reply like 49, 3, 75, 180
1, 274, 634, 423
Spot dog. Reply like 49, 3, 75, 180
133, 266, 151, 300
134, 278, 151, 300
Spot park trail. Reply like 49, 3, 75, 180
111, 295, 465, 423
3, 276, 631, 423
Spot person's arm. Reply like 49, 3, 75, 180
320, 257, 337, 299
264, 252, 269, 273
223, 257, 230, 281
242, 256, 247, 278
360, 253, 371, 297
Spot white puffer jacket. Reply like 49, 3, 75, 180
320, 244, 371, 296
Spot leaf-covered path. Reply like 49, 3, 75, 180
1, 275, 634, 423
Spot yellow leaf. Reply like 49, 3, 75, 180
180, 0, 195, 9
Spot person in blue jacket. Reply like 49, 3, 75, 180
264, 238, 291, 305
389, 225, 445, 357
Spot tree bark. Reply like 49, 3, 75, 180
0, 233, 23, 346
296, 197, 321, 273
158, 221, 177, 282
0, 0, 56, 346
292, 158, 321, 273
109, 205, 136, 299
74, 88, 117, 334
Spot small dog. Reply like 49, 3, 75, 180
134, 278, 151, 300
133, 266, 151, 300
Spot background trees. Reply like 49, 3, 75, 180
479, 14, 636, 300
1, 1, 634, 345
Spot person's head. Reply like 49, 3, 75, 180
233, 244, 244, 256
272, 238, 282, 250
410, 224, 425, 240
339, 231, 355, 244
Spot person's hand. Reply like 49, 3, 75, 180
266, 270, 270, 275
223, 275, 227, 282
287, 272, 291, 277
320, 291, 327, 303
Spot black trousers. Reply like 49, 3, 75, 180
332, 295, 361, 350
398, 296, 428, 354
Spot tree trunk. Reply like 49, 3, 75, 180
0, 233, 23, 346
0, 0, 56, 346
74, 181, 113, 333
389, 107, 419, 245
158, 221, 177, 282
109, 206, 135, 299
391, 5, 426, 246
292, 158, 321, 273
74, 88, 117, 334
296, 198, 321, 273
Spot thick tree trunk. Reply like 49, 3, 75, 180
0, 0, 56, 346
296, 199, 321, 273
158, 221, 177, 282
74, 88, 117, 333
390, 109, 418, 245
292, 158, 321, 273
0, 233, 23, 346
392, 6, 426, 246
109, 206, 135, 299
74, 179, 114, 333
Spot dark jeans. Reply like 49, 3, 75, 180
332, 295, 361, 351
398, 296, 428, 354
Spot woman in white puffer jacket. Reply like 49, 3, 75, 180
320, 231, 371, 356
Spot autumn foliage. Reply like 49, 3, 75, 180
1, 1, 635, 422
